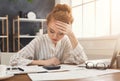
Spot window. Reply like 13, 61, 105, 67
72, 0, 120, 38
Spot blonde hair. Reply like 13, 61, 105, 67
46, 4, 73, 25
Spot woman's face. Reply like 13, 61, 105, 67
47, 19, 65, 44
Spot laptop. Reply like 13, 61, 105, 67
79, 37, 120, 69
109, 37, 120, 68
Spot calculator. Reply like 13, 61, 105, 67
43, 65, 61, 70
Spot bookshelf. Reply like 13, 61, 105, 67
12, 16, 46, 52
0, 15, 9, 52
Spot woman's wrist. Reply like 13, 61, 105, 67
31, 60, 45, 65
67, 32, 78, 49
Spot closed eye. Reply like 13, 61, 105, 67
49, 28, 55, 33
50, 30, 55, 33
58, 32, 64, 35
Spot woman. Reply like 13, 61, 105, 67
10, 4, 87, 66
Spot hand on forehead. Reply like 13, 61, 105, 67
48, 20, 65, 32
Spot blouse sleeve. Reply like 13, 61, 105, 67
9, 36, 40, 66
62, 37, 88, 64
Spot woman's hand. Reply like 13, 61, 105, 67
55, 20, 78, 49
55, 21, 73, 35
43, 57, 60, 66
31, 57, 60, 66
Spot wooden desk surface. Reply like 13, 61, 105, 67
2, 72, 120, 81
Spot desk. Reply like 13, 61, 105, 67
2, 72, 120, 81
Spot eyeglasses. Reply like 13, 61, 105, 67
79, 62, 109, 70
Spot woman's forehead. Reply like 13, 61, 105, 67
49, 27, 59, 33
48, 21, 59, 32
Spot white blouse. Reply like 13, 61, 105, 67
10, 34, 87, 66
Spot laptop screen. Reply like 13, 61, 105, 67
109, 37, 120, 68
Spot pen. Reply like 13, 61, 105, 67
7, 67, 18, 70
18, 67, 24, 71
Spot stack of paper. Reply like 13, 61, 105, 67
7, 65, 47, 74
28, 65, 120, 81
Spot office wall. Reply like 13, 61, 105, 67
55, 0, 71, 5
78, 36, 119, 60
0, 0, 55, 52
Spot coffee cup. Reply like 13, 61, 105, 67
0, 65, 7, 77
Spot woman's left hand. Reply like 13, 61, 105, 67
55, 21, 78, 49
55, 21, 73, 35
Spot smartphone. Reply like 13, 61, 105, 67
43, 65, 61, 70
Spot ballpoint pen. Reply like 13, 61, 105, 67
18, 67, 24, 71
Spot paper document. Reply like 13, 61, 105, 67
28, 65, 120, 81
7, 65, 75, 74
7, 65, 47, 74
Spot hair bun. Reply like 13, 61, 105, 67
53, 4, 71, 13
46, 4, 73, 25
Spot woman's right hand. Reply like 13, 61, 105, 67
31, 57, 60, 66
43, 57, 60, 66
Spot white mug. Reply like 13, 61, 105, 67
0, 65, 7, 77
